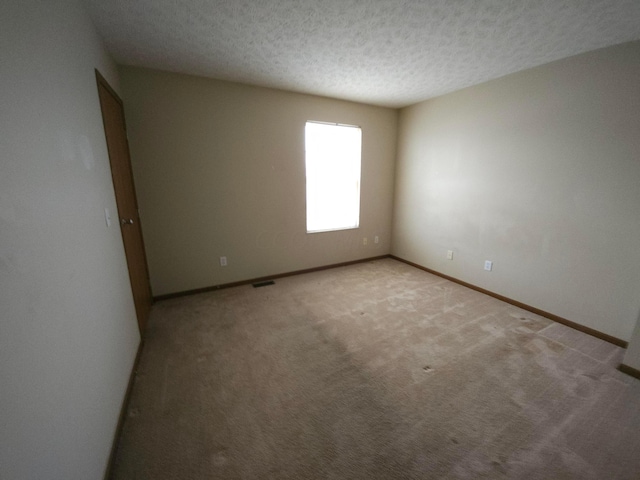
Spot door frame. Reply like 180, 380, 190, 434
95, 69, 152, 334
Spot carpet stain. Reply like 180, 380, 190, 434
212, 450, 228, 467
127, 408, 139, 418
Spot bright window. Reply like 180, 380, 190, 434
305, 121, 362, 233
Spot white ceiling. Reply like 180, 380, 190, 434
84, 0, 640, 108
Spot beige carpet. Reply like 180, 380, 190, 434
111, 258, 640, 479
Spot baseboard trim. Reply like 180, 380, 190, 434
103, 338, 144, 480
618, 363, 640, 380
152, 253, 627, 348
389, 255, 628, 348
153, 255, 391, 302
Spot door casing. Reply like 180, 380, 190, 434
96, 70, 152, 334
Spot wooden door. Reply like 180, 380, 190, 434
96, 70, 152, 334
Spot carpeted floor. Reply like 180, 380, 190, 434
110, 258, 640, 479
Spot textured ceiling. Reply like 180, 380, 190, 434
84, 0, 640, 108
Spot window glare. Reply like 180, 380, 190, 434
305, 122, 361, 233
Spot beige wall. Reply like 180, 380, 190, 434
120, 67, 397, 296
392, 41, 640, 342
0, 1, 140, 478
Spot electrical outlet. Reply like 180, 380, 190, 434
447, 250, 453, 260
484, 260, 493, 271
363, 237, 368, 245
374, 235, 379, 244
220, 256, 227, 267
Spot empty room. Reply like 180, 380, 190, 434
2, 0, 640, 479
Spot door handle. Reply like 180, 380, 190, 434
120, 218, 134, 225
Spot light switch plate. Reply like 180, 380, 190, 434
104, 208, 111, 227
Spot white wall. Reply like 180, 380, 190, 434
392, 41, 640, 342
120, 67, 397, 296
0, 1, 140, 478
623, 315, 640, 370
